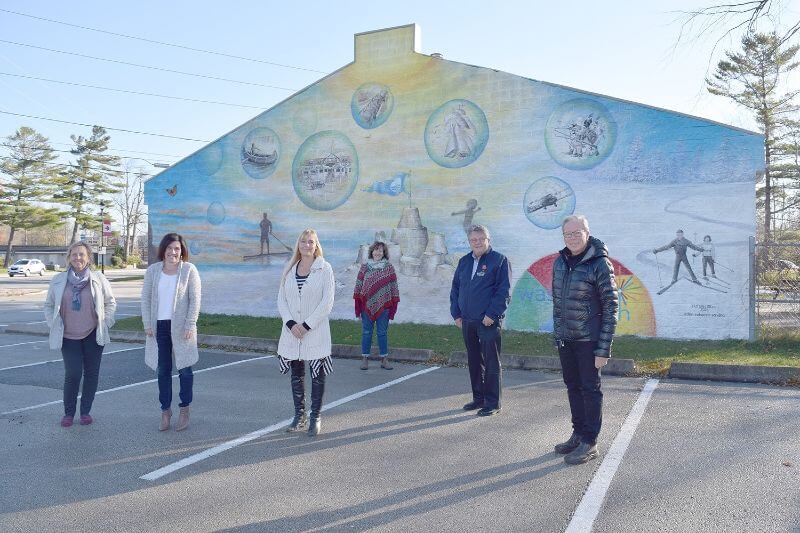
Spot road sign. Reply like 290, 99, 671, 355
102, 220, 111, 236
99, 247, 107, 255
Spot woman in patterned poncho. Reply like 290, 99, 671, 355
353, 241, 400, 370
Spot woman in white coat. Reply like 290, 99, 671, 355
44, 241, 116, 427
141, 233, 201, 432
277, 228, 335, 437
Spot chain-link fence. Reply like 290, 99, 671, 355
753, 239, 800, 338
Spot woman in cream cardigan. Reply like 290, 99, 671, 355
141, 233, 201, 432
44, 241, 116, 427
277, 228, 335, 437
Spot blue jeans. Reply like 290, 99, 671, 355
361, 310, 390, 356
156, 320, 193, 411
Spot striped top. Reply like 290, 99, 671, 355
295, 264, 309, 292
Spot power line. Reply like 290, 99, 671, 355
0, 39, 298, 91
0, 72, 268, 109
0, 7, 328, 74
0, 143, 171, 166
0, 110, 210, 142
47, 142, 181, 159
2, 153, 155, 177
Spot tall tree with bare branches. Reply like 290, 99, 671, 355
114, 163, 147, 261
706, 31, 799, 244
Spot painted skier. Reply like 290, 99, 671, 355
653, 229, 703, 283
692, 235, 716, 279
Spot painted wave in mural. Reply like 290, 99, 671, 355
424, 99, 489, 168
545, 98, 617, 170
505, 253, 656, 336
291, 130, 360, 211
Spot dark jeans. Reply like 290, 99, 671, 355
156, 320, 193, 411
361, 310, 390, 356
461, 319, 502, 409
61, 330, 104, 417
558, 340, 603, 445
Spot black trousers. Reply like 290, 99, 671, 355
461, 319, 502, 409
61, 330, 104, 417
558, 340, 603, 444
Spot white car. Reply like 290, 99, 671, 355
8, 259, 46, 277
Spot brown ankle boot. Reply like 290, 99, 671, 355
159, 409, 172, 431
175, 406, 190, 431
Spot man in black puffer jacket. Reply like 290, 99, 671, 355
552, 215, 618, 465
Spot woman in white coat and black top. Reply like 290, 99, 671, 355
141, 233, 201, 432
277, 228, 335, 437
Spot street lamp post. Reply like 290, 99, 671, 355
99, 201, 107, 274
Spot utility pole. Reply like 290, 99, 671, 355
99, 201, 107, 274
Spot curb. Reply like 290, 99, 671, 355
449, 351, 636, 376
668, 362, 800, 385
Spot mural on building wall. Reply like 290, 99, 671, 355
144, 24, 762, 340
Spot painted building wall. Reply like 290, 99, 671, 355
144, 24, 763, 340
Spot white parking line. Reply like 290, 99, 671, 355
0, 340, 48, 348
0, 346, 143, 372
0, 355, 273, 415
565, 378, 660, 533
140, 365, 441, 481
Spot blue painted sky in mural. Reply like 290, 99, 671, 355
1, 0, 797, 188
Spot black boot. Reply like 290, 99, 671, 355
287, 362, 306, 432
308, 372, 326, 437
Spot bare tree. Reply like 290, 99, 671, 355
114, 162, 147, 261
677, 1, 800, 48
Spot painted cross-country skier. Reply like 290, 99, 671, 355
260, 212, 272, 255
652, 229, 703, 283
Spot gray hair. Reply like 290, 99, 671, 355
66, 241, 94, 266
467, 224, 491, 240
561, 215, 590, 233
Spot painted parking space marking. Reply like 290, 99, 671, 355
565, 378, 660, 533
0, 355, 273, 415
0, 346, 143, 372
140, 365, 441, 481
0, 340, 48, 349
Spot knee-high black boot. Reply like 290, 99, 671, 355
308, 371, 326, 437
287, 361, 307, 432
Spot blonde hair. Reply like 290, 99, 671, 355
66, 241, 94, 268
283, 229, 323, 279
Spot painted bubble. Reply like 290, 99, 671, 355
424, 99, 489, 168
241, 127, 280, 180
351, 82, 394, 129
544, 98, 617, 170
191, 141, 224, 175
207, 201, 226, 225
291, 130, 359, 211
523, 176, 576, 230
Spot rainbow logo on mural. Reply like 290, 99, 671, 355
506, 253, 656, 336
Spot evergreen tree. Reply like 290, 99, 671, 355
0, 127, 63, 267
706, 31, 799, 245
54, 126, 122, 244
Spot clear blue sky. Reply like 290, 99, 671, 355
1, 0, 798, 178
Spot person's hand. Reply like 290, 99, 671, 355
652, 249, 657, 254
145, 328, 154, 337
183, 329, 194, 341
482, 316, 494, 327
455, 318, 462, 329
291, 324, 307, 339
595, 356, 609, 369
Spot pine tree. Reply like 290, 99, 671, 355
0, 127, 63, 267
706, 31, 799, 245
54, 126, 122, 244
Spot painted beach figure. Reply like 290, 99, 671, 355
354, 241, 400, 370
44, 241, 117, 428
142, 233, 202, 432
260, 212, 272, 255
451, 199, 482, 235
277, 229, 335, 437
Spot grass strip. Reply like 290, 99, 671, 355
113, 313, 800, 373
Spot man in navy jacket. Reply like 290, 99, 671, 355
450, 224, 511, 416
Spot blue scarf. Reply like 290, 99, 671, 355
67, 267, 91, 311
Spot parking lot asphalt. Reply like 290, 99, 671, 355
0, 284, 798, 532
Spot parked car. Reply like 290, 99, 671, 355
8, 259, 46, 277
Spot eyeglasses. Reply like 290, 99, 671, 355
562, 231, 584, 239
469, 237, 488, 244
